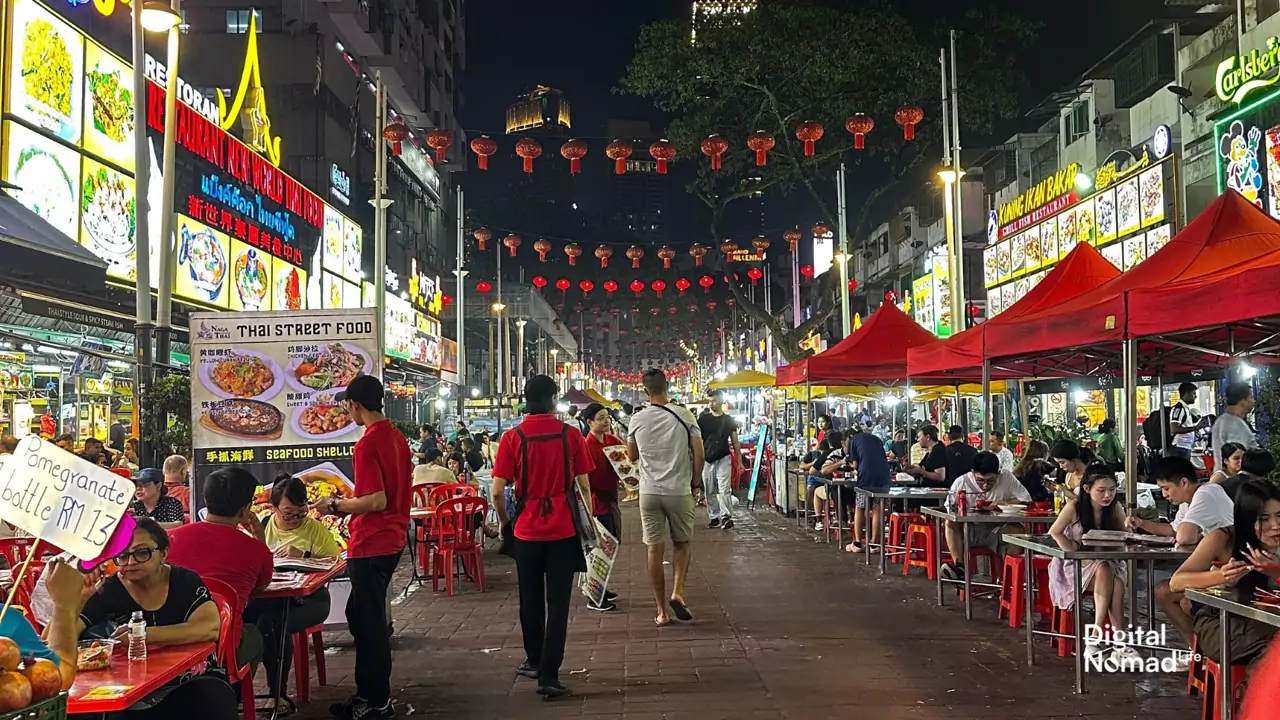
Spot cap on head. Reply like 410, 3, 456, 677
136, 467, 164, 486
335, 374, 383, 413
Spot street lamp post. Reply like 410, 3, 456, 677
515, 319, 527, 395
550, 348, 560, 391
150, 0, 183, 366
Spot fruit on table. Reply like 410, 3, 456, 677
20, 657, 59, 701
0, 639, 19, 673
0, 671, 31, 712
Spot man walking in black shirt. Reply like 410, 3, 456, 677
698, 391, 740, 530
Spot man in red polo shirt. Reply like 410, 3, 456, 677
313, 375, 411, 720
492, 374, 593, 699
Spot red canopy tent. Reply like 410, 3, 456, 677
907, 243, 1121, 380
775, 301, 945, 386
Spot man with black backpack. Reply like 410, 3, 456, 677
492, 375, 595, 699
698, 390, 740, 530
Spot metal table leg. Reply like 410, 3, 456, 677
268, 599, 293, 720
1220, 607, 1231, 720
963, 522, 972, 620
935, 512, 944, 606
1127, 558, 1138, 629
878, 497, 888, 575
836, 485, 844, 553
1074, 560, 1085, 694
1025, 548, 1035, 667
1145, 561, 1155, 627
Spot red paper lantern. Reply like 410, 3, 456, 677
701, 135, 729, 171
675, 277, 691, 296
690, 244, 709, 266
609, 306, 620, 317
699, 275, 714, 294
783, 228, 801, 253
649, 139, 676, 174
727, 297, 736, 309
515, 138, 542, 173
556, 278, 571, 298
476, 281, 492, 294
604, 280, 618, 298
707, 300, 717, 312
747, 131, 775, 166
533, 238, 552, 262
606, 139, 634, 174
594, 246, 613, 268
470, 135, 497, 169
427, 128, 453, 161
382, 122, 410, 156
532, 275, 548, 292
719, 240, 739, 258
626, 245, 645, 269
800, 264, 814, 284
591, 306, 600, 317
751, 236, 770, 258
845, 114, 874, 150
579, 280, 594, 297
564, 243, 582, 266
573, 303, 584, 315
503, 234, 521, 257
473, 227, 491, 251
668, 306, 678, 316
657, 245, 676, 269
747, 267, 763, 285
629, 279, 645, 297
812, 222, 831, 238
651, 280, 667, 298
795, 121, 824, 157
895, 105, 924, 141
441, 294, 453, 307
649, 308, 660, 318
687, 303, 698, 315
848, 279, 859, 291
555, 139, 586, 176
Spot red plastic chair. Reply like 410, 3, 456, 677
431, 496, 489, 596
291, 623, 327, 703
0, 538, 39, 569
204, 577, 254, 720
427, 483, 477, 509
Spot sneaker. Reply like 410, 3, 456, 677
516, 661, 539, 679
939, 563, 966, 581
722, 518, 735, 530
331, 696, 362, 718
708, 517, 721, 528
588, 599, 618, 612
604, 590, 619, 602
1169, 652, 1192, 673
1110, 646, 1143, 666
1082, 645, 1108, 664
813, 520, 826, 531
537, 681, 571, 698
346, 700, 395, 720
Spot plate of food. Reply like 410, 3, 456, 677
996, 502, 1027, 514
178, 222, 228, 303
287, 342, 371, 393
199, 348, 283, 400
200, 398, 284, 440
233, 247, 269, 311
76, 640, 115, 672
81, 164, 135, 257
292, 393, 358, 439
274, 265, 303, 310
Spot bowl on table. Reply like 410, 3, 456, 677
996, 503, 1027, 514
76, 639, 117, 671
974, 499, 994, 510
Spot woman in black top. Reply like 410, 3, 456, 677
1013, 440, 1055, 502
129, 468, 185, 528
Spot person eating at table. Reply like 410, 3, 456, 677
811, 431, 845, 528
1222, 448, 1277, 501
1047, 464, 1135, 665
1013, 439, 1055, 502
129, 468, 186, 529
1170, 479, 1280, 675
1210, 442, 1247, 485
800, 436, 833, 530
583, 402, 624, 611
413, 447, 457, 487
843, 425, 892, 555
248, 474, 340, 709
166, 467, 273, 671
447, 451, 476, 485
938, 451, 1031, 581
163, 455, 192, 512
902, 425, 947, 488
1051, 439, 1095, 492
78, 517, 235, 718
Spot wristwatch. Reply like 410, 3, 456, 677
328, 498, 340, 516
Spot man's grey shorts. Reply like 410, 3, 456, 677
639, 493, 696, 545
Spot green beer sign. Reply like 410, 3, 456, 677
1217, 36, 1280, 104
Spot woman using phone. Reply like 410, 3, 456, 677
1171, 479, 1280, 673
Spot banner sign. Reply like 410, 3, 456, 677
747, 428, 768, 508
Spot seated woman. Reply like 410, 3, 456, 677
1210, 441, 1246, 485
78, 518, 233, 718
248, 475, 338, 708
447, 452, 475, 486
1171, 479, 1280, 674
129, 468, 185, 529
1050, 439, 1095, 493
812, 432, 845, 531
1047, 464, 1135, 664
799, 437, 832, 529
1013, 440, 1055, 503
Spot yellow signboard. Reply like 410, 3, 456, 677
997, 162, 1081, 226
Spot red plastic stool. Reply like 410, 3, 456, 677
903, 523, 938, 580
1187, 635, 1205, 697
998, 556, 1052, 627
1052, 608, 1075, 657
1201, 656, 1246, 720
956, 547, 1002, 601
887, 512, 924, 564
291, 624, 328, 703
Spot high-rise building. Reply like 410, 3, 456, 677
600, 121, 670, 247
692, 0, 755, 42
506, 86, 572, 135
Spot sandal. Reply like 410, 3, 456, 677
668, 598, 694, 622
655, 615, 672, 627
845, 542, 864, 553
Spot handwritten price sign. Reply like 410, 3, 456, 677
0, 436, 135, 560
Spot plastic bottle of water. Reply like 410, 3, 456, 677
127, 611, 147, 661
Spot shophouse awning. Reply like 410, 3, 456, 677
0, 191, 106, 288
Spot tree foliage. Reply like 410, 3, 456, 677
619, 2, 1036, 361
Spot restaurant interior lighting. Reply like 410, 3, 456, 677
140, 2, 182, 32
882, 395, 900, 407
434, 399, 446, 409
438, 385, 451, 397
492, 302, 506, 312
1073, 390, 1090, 403
905, 388, 918, 398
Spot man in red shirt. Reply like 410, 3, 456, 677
167, 466, 273, 668
314, 374, 410, 720
492, 375, 594, 699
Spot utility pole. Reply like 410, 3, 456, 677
837, 164, 851, 338
373, 73, 389, 370
949, 30, 966, 328
454, 189, 466, 417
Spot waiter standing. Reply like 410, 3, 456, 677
314, 375, 411, 720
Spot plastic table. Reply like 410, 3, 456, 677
68, 642, 216, 714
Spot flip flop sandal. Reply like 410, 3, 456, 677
655, 616, 672, 627
668, 598, 694, 622
845, 542, 864, 553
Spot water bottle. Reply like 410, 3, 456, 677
127, 611, 147, 661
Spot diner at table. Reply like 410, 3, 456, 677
1050, 439, 1095, 492
900, 425, 947, 487
1012, 439, 1055, 502
129, 468, 186, 529
938, 451, 1032, 583
1210, 441, 1247, 485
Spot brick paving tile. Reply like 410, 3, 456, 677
285, 505, 1200, 719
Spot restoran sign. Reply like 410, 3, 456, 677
1216, 35, 1280, 105
997, 162, 1081, 236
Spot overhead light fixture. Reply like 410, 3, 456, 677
1240, 362, 1259, 379
433, 399, 446, 409
937, 168, 963, 184
1073, 390, 1090, 403
140, 1, 182, 32
1074, 172, 1093, 191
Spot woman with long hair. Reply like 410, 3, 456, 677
1210, 441, 1247, 484
1013, 439, 1054, 502
1047, 464, 1131, 663
1171, 479, 1280, 673
1051, 439, 1096, 492
800, 436, 833, 530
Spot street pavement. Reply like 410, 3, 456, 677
290, 506, 1199, 719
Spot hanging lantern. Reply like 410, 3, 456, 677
657, 245, 676, 269
564, 243, 582, 266
503, 234, 521, 257
845, 114, 874, 150
556, 278, 571, 300
649, 308, 661, 318
626, 245, 645, 269
476, 281, 491, 294
895, 105, 924, 140
675, 277, 691, 296
690, 244, 709, 266
667, 306, 678, 316
532, 275, 548, 293
560, 138, 588, 175
699, 275, 714, 294
591, 305, 601, 317
630, 279, 645, 297
473, 227, 492, 251
688, 303, 698, 315
747, 267, 764, 286
533, 238, 552, 262
884, 289, 899, 303
707, 300, 717, 313
427, 129, 454, 161
727, 297, 736, 309
603, 280, 619, 298
701, 135, 729, 171
649, 139, 676, 174
747, 131, 775, 166
382, 122, 411, 156
795, 121, 824, 157
610, 306, 620, 318
812, 222, 831, 237
573, 303, 585, 315
848, 279, 859, 291
441, 294, 453, 307
800, 264, 814, 284
783, 228, 801, 253
719, 240, 739, 258
579, 280, 594, 298
606, 139, 634, 174
470, 135, 498, 169
594, 245, 613, 268
515, 138, 542, 173
652, 279, 667, 298
751, 236, 770, 258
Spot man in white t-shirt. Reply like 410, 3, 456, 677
627, 370, 704, 626
1167, 382, 1209, 459
987, 431, 1015, 473
1135, 456, 1236, 649
939, 451, 1032, 582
